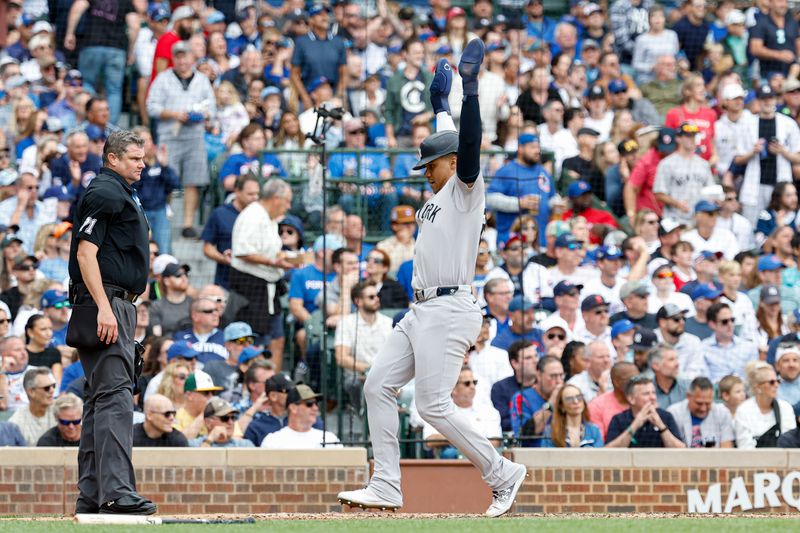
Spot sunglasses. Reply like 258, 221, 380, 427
718, 317, 735, 326
0, 319, 8, 325
761, 379, 780, 386
347, 129, 366, 135
563, 394, 584, 404
58, 418, 81, 426
478, 249, 490, 255
50, 301, 71, 310
367, 257, 384, 264
157, 410, 177, 418
655, 271, 674, 279
279, 227, 296, 235
14, 264, 36, 271
302, 400, 318, 408
506, 245, 523, 252
234, 336, 254, 345
547, 332, 566, 340
218, 414, 239, 422
198, 308, 218, 314
565, 243, 583, 250
37, 383, 56, 392
669, 316, 686, 322
175, 373, 188, 380
593, 308, 609, 315
562, 290, 580, 297
459, 379, 479, 387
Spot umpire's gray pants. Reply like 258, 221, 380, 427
363, 292, 519, 505
77, 297, 137, 507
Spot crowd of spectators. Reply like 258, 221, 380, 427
6, 0, 800, 454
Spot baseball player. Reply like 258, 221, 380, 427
338, 39, 527, 518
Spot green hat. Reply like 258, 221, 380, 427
184, 373, 224, 393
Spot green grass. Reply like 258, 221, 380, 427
0, 518, 796, 533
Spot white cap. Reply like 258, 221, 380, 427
538, 314, 572, 340
171, 5, 196, 24
152, 253, 178, 275
721, 83, 746, 101
31, 20, 53, 34
725, 10, 746, 25
776, 344, 800, 365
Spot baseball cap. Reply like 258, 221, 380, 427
387, 44, 402, 54
658, 217, 684, 236
435, 43, 454, 56
447, 6, 466, 20
618, 139, 639, 155
148, 4, 170, 21
620, 279, 650, 299
266, 374, 294, 393
725, 9, 746, 25
582, 38, 600, 50
631, 326, 658, 351
412, 130, 459, 170
760, 284, 782, 304
676, 121, 700, 136
776, 343, 800, 365
586, 85, 605, 100
657, 128, 677, 153
203, 396, 238, 418
596, 245, 623, 260
785, 78, 800, 93
553, 280, 583, 296
286, 383, 322, 405
503, 233, 526, 249
611, 319, 636, 339
758, 85, 777, 99
577, 127, 600, 138
539, 314, 570, 335
152, 254, 178, 275
554, 233, 582, 249
486, 41, 506, 52
85, 124, 107, 142
260, 86, 281, 100
65, 69, 82, 83
581, 294, 608, 312
695, 200, 720, 214
312, 233, 346, 253
308, 4, 329, 16
508, 295, 535, 312
238, 346, 267, 365
278, 214, 304, 242
41, 289, 68, 309
171, 5, 196, 23
758, 254, 786, 272
43, 117, 64, 133
656, 303, 688, 320
162, 262, 191, 278
6, 75, 29, 90
206, 10, 226, 24
608, 79, 628, 94
42, 185, 71, 201
527, 39, 547, 52
691, 283, 723, 301
31, 20, 52, 34
696, 250, 724, 263
722, 84, 746, 100
172, 40, 191, 56
0, 234, 22, 249
167, 341, 200, 361
518, 133, 539, 145
21, 12, 37, 26
567, 180, 592, 198
223, 321, 254, 342
583, 2, 602, 16
307, 77, 331, 93
184, 372, 224, 393
391, 205, 415, 224
0, 169, 18, 187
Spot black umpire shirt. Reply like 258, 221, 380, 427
68, 168, 150, 294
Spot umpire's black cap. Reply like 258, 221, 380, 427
412, 131, 459, 170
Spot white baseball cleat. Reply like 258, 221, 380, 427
485, 463, 528, 518
338, 488, 402, 511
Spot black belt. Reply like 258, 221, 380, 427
413, 285, 464, 303
72, 282, 138, 304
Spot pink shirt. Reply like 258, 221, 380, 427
588, 391, 627, 441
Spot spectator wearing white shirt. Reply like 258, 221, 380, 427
717, 260, 759, 343
735, 362, 796, 448
654, 304, 707, 380
647, 264, 695, 317
8, 367, 56, 445
776, 344, 800, 407
551, 281, 586, 334
547, 233, 598, 291
423, 367, 502, 458
261, 384, 341, 449
1, 336, 33, 412
581, 246, 625, 315
668, 377, 735, 448
716, 186, 755, 253
537, 99, 566, 165
574, 295, 613, 355
714, 83, 753, 179
334, 280, 393, 411
680, 200, 741, 261
567, 340, 612, 404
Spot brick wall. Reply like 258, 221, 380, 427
512, 449, 800, 514
0, 448, 368, 515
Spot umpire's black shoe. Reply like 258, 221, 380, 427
99, 494, 157, 515
74, 496, 99, 514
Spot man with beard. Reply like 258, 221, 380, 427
149, 6, 197, 87
488, 134, 555, 246
655, 304, 707, 381
561, 181, 618, 245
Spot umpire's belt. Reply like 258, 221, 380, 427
72, 282, 138, 305
413, 285, 471, 303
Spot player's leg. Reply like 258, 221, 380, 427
456, 38, 485, 184
410, 299, 525, 495
338, 322, 415, 509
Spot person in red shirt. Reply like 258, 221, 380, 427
562, 180, 618, 245
149, 6, 197, 87
623, 127, 677, 220
588, 362, 639, 440
664, 73, 718, 166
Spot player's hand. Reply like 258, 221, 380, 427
97, 305, 119, 344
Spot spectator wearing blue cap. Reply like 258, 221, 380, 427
203, 321, 256, 391
201, 175, 261, 289
490, 295, 544, 352
654, 304, 707, 382
681, 200, 741, 261
733, 79, 800, 224
40, 289, 70, 348
487, 132, 554, 246
484, 233, 552, 310
291, 4, 347, 111
747, 254, 793, 314
548, 232, 598, 290
582, 245, 625, 314
226, 7, 261, 57
384, 39, 433, 149
685, 283, 722, 340
607, 77, 661, 127
610, 318, 636, 363
562, 180, 619, 245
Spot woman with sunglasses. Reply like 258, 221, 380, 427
632, 209, 661, 255
156, 360, 191, 410
364, 248, 408, 310
24, 313, 63, 385
734, 361, 796, 448
541, 384, 603, 447
647, 263, 694, 316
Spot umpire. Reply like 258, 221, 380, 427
67, 130, 155, 515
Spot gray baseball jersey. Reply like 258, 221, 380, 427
411, 172, 485, 290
